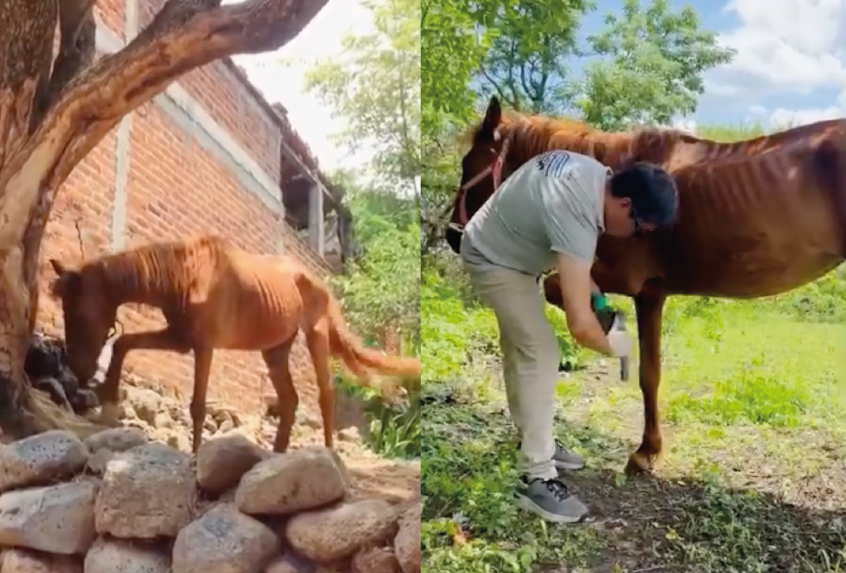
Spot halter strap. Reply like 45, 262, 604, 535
452, 135, 512, 228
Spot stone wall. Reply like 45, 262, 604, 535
0, 429, 420, 573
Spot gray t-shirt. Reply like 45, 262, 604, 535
462, 150, 608, 276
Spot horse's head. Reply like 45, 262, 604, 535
48, 259, 117, 383
445, 96, 512, 253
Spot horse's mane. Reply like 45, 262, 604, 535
83, 235, 230, 298
462, 109, 709, 168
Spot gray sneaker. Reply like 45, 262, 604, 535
553, 440, 585, 470
515, 476, 589, 523
517, 439, 586, 471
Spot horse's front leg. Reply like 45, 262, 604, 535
98, 328, 189, 426
625, 287, 667, 475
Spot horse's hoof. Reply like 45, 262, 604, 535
624, 452, 657, 476
97, 403, 122, 428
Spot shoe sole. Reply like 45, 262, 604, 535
515, 494, 588, 524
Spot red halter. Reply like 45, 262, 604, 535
449, 135, 512, 231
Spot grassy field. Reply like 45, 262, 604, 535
421, 267, 846, 572
421, 120, 846, 572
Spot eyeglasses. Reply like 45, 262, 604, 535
630, 205, 642, 236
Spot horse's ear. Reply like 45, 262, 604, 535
48, 260, 81, 298
481, 96, 502, 139
49, 258, 67, 276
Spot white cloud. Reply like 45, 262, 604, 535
744, 88, 846, 128
722, 0, 844, 54
708, 0, 846, 98
230, 0, 374, 173
672, 118, 698, 134
768, 105, 843, 126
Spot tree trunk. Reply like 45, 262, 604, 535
0, 0, 329, 440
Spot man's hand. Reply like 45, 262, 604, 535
554, 253, 616, 355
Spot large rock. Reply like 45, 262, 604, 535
0, 431, 88, 493
83, 428, 149, 475
95, 443, 195, 539
172, 503, 278, 573
195, 433, 267, 496
235, 448, 347, 516
393, 504, 421, 573
0, 480, 98, 555
263, 555, 311, 573
0, 548, 83, 573
83, 537, 171, 573
285, 499, 399, 562
84, 427, 149, 454
351, 546, 400, 573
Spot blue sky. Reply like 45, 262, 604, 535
469, 0, 846, 130
580, 0, 846, 129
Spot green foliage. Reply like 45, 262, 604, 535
420, 0, 492, 249
335, 373, 421, 459
299, 0, 420, 192
475, 0, 594, 113
421, 0, 489, 128
330, 188, 421, 349
544, 303, 587, 370
421, 269, 500, 383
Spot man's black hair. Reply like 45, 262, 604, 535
609, 162, 679, 227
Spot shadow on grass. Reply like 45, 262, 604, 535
422, 383, 846, 573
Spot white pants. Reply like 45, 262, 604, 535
461, 240, 560, 480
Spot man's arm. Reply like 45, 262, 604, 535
555, 252, 613, 355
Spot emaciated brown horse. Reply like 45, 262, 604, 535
447, 95, 846, 475
48, 235, 421, 454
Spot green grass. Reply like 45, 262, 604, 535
422, 288, 846, 572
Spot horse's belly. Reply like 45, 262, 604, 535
204, 298, 302, 351
668, 248, 841, 297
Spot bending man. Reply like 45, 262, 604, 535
460, 150, 679, 523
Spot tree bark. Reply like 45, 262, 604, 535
0, 0, 330, 439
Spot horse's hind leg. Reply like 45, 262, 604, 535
99, 328, 189, 426
189, 346, 214, 455
304, 319, 335, 449
262, 337, 298, 453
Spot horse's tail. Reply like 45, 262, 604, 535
325, 295, 421, 381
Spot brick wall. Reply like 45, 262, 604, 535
35, 0, 334, 416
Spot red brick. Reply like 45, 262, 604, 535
36, 0, 334, 417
